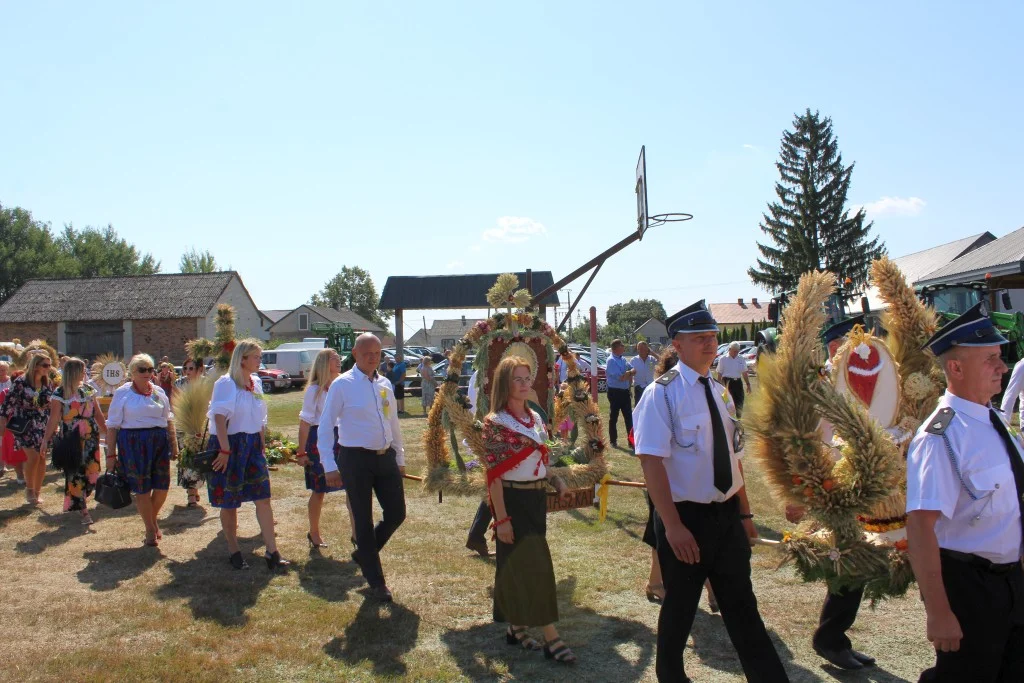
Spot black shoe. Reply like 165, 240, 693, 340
307, 532, 327, 549
265, 551, 291, 572
229, 551, 249, 570
814, 646, 863, 670
369, 584, 393, 602
465, 538, 490, 557
850, 649, 876, 666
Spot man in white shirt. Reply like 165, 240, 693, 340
907, 302, 1024, 682
321, 333, 406, 602
715, 342, 752, 415
1000, 356, 1024, 423
634, 300, 786, 683
629, 341, 656, 407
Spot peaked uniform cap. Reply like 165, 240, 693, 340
922, 301, 1008, 356
666, 300, 719, 336
822, 315, 866, 345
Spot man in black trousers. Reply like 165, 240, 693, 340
635, 301, 788, 683
321, 333, 407, 602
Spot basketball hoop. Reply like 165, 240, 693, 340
646, 212, 693, 228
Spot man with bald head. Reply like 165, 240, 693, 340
319, 333, 407, 602
906, 302, 1024, 681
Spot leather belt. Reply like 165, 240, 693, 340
940, 548, 1021, 575
341, 446, 392, 456
501, 479, 547, 490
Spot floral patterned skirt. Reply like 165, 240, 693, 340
117, 428, 171, 494
65, 444, 101, 512
206, 433, 271, 509
304, 425, 343, 494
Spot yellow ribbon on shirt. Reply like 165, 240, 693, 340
380, 390, 390, 419
597, 473, 612, 523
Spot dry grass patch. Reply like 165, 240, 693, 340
0, 384, 934, 682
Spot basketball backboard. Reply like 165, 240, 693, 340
636, 145, 649, 239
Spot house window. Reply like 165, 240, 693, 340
442, 338, 456, 350
298, 313, 309, 331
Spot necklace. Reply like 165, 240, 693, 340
132, 382, 153, 397
507, 408, 534, 428
245, 377, 255, 392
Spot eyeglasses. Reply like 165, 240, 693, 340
136, 367, 155, 374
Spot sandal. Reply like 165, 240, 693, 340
505, 626, 542, 651
229, 551, 250, 570
645, 583, 666, 604
543, 638, 577, 664
143, 537, 159, 547
81, 513, 95, 526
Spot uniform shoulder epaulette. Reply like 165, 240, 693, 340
925, 407, 955, 435
655, 368, 679, 386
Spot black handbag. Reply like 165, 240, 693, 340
189, 420, 219, 477
51, 424, 82, 471
95, 470, 133, 509
5, 414, 29, 436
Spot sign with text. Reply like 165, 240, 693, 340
102, 362, 126, 386
547, 487, 594, 513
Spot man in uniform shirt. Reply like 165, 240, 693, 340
906, 302, 1024, 682
999, 356, 1024, 424
629, 341, 656, 406
714, 342, 752, 415
321, 333, 407, 602
606, 339, 635, 448
635, 300, 788, 683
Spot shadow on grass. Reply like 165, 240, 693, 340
323, 598, 420, 677
152, 532, 275, 627
77, 546, 163, 591
441, 576, 656, 682
820, 664, 913, 683
14, 510, 91, 554
0, 506, 32, 530
298, 552, 363, 603
158, 504, 217, 537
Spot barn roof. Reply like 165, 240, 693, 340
0, 272, 240, 323
378, 272, 560, 310
916, 226, 1024, 286
267, 304, 385, 334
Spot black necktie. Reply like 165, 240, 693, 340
989, 409, 1024, 544
699, 376, 733, 494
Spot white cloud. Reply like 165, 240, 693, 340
858, 196, 926, 217
445, 260, 464, 271
742, 143, 758, 150
482, 216, 547, 244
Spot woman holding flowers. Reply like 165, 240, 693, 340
483, 356, 577, 665
207, 339, 289, 571
0, 352, 54, 505
106, 354, 178, 546
296, 348, 355, 548
40, 358, 107, 524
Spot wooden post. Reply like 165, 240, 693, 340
590, 306, 598, 401
395, 308, 404, 355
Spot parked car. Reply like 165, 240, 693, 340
574, 353, 608, 393
261, 349, 315, 386
711, 341, 754, 369
405, 345, 445, 362
404, 355, 475, 396
258, 364, 291, 392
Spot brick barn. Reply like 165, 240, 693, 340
0, 272, 269, 363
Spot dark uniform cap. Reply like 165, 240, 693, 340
666, 300, 719, 336
922, 301, 1008, 356
822, 315, 866, 345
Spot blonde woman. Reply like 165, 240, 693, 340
418, 355, 436, 415
207, 340, 288, 571
40, 358, 107, 524
0, 352, 54, 505
482, 356, 576, 665
106, 354, 178, 546
296, 348, 355, 548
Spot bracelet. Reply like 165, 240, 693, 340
739, 513, 754, 520
218, 449, 231, 455
490, 516, 511, 530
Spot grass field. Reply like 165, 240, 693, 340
0, 383, 934, 682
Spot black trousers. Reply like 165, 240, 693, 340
919, 551, 1024, 682
654, 497, 788, 683
724, 378, 745, 414
812, 585, 864, 651
468, 499, 491, 544
336, 446, 407, 588
607, 388, 633, 444
634, 385, 647, 407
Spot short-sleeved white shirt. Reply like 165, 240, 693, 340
207, 373, 268, 437
717, 355, 748, 380
629, 354, 657, 388
633, 362, 745, 503
299, 384, 328, 426
106, 382, 171, 429
906, 391, 1023, 564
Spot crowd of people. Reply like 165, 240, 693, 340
2, 300, 1023, 681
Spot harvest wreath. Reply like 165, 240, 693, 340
422, 274, 608, 496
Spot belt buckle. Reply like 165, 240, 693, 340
375, 447, 387, 455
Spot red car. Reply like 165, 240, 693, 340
258, 365, 291, 393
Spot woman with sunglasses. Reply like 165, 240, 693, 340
174, 358, 206, 507
0, 352, 54, 505
106, 354, 178, 546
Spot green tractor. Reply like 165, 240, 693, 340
310, 321, 357, 355
755, 281, 870, 356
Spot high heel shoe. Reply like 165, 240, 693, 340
229, 551, 249, 570
307, 532, 327, 549
645, 583, 665, 604
265, 550, 291, 572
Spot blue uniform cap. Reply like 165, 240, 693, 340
922, 301, 1008, 356
822, 315, 866, 345
666, 300, 719, 336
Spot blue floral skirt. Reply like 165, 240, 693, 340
117, 428, 171, 494
304, 424, 344, 494
206, 433, 271, 509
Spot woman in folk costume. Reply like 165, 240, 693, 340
482, 356, 577, 665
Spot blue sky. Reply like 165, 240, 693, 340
2, 2, 1022, 338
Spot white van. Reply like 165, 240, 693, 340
262, 349, 315, 387
275, 338, 328, 351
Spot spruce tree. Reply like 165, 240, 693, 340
749, 109, 884, 293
